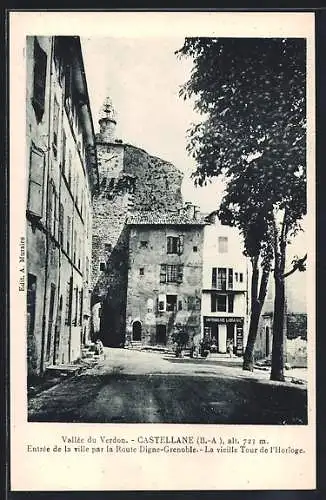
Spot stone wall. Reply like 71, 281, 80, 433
124, 144, 183, 213
91, 139, 184, 346
125, 225, 204, 346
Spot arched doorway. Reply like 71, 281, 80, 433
132, 321, 142, 341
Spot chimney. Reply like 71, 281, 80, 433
193, 205, 200, 220
185, 202, 193, 220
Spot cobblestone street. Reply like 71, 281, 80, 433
28, 348, 307, 424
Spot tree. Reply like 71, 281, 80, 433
177, 37, 306, 380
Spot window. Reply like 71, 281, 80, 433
235, 272, 238, 282
178, 300, 183, 311
32, 38, 47, 122
160, 264, 184, 283
139, 268, 144, 276
79, 290, 83, 326
211, 294, 233, 313
167, 235, 184, 255
140, 240, 148, 248
65, 280, 72, 325
100, 262, 106, 271
73, 287, 78, 326
217, 268, 227, 290
218, 236, 228, 253
62, 130, 66, 174
73, 230, 77, 264
166, 295, 177, 312
105, 243, 112, 252
239, 273, 244, 283
53, 97, 59, 157
58, 203, 64, 246
193, 246, 198, 252
27, 146, 45, 218
217, 295, 227, 312
66, 216, 71, 255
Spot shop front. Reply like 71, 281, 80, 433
203, 316, 244, 355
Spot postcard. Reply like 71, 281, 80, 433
9, 10, 315, 491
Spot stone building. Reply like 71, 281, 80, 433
201, 212, 249, 355
254, 274, 307, 367
125, 206, 205, 347
26, 36, 98, 376
91, 97, 183, 347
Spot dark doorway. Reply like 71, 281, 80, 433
53, 295, 62, 365
27, 274, 37, 373
132, 321, 142, 341
46, 284, 56, 362
156, 324, 167, 345
265, 326, 270, 357
211, 324, 218, 344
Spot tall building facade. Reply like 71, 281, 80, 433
125, 206, 205, 347
201, 213, 249, 355
26, 36, 98, 376
91, 97, 184, 347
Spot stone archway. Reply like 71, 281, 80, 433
132, 320, 142, 341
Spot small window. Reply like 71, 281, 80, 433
239, 273, 244, 283
32, 38, 47, 123
167, 235, 184, 255
166, 295, 177, 312
105, 243, 112, 252
235, 272, 238, 282
100, 262, 106, 271
193, 246, 198, 252
140, 240, 148, 248
218, 236, 228, 253
139, 267, 144, 276
178, 300, 183, 311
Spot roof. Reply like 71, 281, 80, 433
126, 212, 207, 226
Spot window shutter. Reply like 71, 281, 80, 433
211, 294, 217, 313
228, 268, 233, 290
212, 268, 217, 288
178, 235, 184, 255
228, 294, 234, 313
33, 38, 47, 122
28, 147, 45, 218
160, 264, 166, 283
177, 264, 183, 283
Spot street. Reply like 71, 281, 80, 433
28, 348, 307, 425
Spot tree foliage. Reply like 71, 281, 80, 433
177, 37, 307, 379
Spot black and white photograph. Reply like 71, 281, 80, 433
24, 33, 310, 425
9, 11, 316, 492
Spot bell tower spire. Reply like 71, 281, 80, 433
98, 96, 117, 143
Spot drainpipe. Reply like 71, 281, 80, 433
40, 37, 54, 374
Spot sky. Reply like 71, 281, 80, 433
80, 36, 308, 311
81, 37, 225, 213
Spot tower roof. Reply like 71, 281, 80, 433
99, 96, 117, 123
